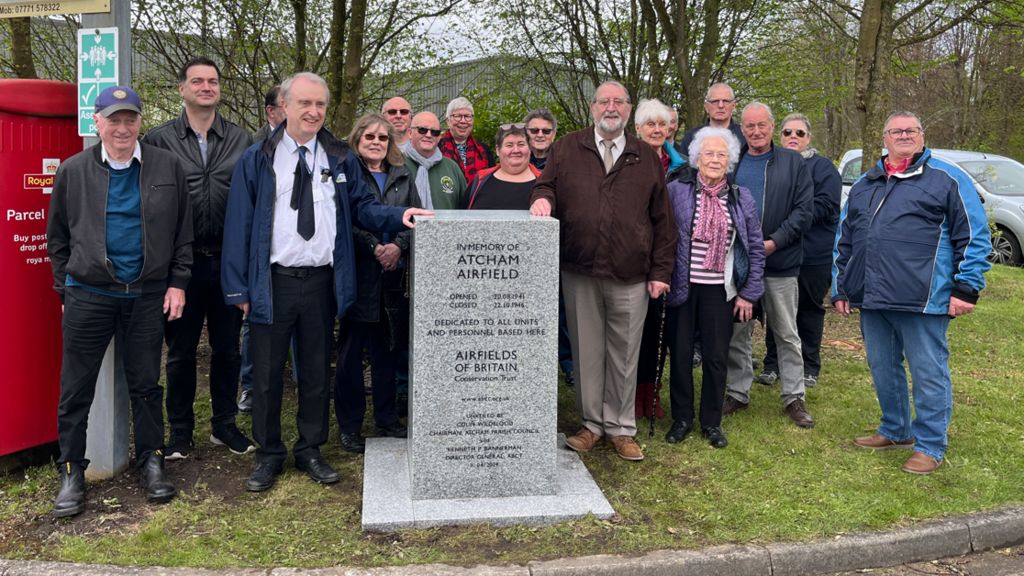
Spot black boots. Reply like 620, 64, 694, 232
53, 461, 86, 518
139, 451, 177, 503
54, 452, 175, 516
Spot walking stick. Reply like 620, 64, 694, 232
649, 294, 668, 438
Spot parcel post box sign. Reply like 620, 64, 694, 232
0, 79, 79, 456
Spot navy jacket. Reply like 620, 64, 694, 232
832, 148, 990, 314
736, 142, 814, 277
665, 167, 765, 307
801, 152, 842, 266
221, 124, 407, 324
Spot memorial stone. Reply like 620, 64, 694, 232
361, 211, 614, 531
409, 210, 558, 499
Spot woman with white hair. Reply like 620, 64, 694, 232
635, 98, 686, 174
662, 127, 765, 449
439, 96, 493, 183
634, 98, 687, 420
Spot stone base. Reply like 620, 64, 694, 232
361, 436, 614, 532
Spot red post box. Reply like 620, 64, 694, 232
0, 80, 79, 457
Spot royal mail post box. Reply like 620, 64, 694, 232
0, 79, 79, 456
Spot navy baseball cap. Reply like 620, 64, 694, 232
95, 86, 142, 117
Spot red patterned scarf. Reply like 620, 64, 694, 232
439, 131, 491, 183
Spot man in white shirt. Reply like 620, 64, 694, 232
221, 72, 429, 492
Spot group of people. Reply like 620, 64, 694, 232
45, 58, 991, 517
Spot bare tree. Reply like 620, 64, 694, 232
811, 0, 996, 168
7, 18, 38, 78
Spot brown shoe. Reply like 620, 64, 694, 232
564, 428, 601, 453
784, 399, 815, 428
722, 396, 749, 416
854, 434, 915, 450
902, 452, 941, 475
608, 435, 644, 461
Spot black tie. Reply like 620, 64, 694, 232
291, 145, 315, 241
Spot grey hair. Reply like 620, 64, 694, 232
634, 98, 672, 127
705, 82, 735, 101
523, 108, 558, 131
591, 80, 631, 104
446, 97, 474, 119
884, 111, 924, 133
280, 72, 329, 106
689, 126, 742, 173
741, 101, 775, 124
781, 113, 811, 134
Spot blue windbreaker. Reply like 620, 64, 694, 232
832, 148, 991, 314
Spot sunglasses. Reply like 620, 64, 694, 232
782, 128, 808, 138
385, 108, 410, 116
528, 127, 554, 135
499, 122, 526, 131
412, 126, 442, 137
363, 132, 389, 142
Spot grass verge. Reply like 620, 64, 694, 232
1, 266, 1021, 568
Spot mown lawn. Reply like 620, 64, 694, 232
1, 265, 1021, 569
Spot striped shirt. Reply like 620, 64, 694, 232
690, 192, 733, 284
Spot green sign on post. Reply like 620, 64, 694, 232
77, 27, 118, 136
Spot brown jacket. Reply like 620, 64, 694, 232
530, 127, 677, 284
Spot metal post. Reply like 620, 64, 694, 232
79, 0, 132, 481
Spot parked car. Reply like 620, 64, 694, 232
839, 148, 1024, 266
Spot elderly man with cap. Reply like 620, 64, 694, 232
47, 86, 193, 517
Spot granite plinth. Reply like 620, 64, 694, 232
361, 437, 614, 532
408, 211, 560, 500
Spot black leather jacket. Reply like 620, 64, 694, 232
142, 110, 252, 251
349, 159, 421, 325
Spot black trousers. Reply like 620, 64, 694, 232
164, 252, 243, 439
249, 266, 334, 465
763, 263, 832, 377
57, 287, 166, 465
637, 296, 667, 384
334, 317, 401, 435
667, 284, 733, 428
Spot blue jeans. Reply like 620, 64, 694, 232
860, 309, 952, 461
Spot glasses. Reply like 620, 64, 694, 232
363, 132, 389, 142
450, 113, 474, 122
885, 127, 923, 137
412, 126, 442, 137
782, 128, 807, 138
701, 151, 729, 160
385, 108, 410, 116
499, 122, 525, 131
706, 98, 735, 106
594, 97, 629, 107
528, 127, 554, 135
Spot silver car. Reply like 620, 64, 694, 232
839, 148, 1024, 265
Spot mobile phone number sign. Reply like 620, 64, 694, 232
0, 0, 108, 18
